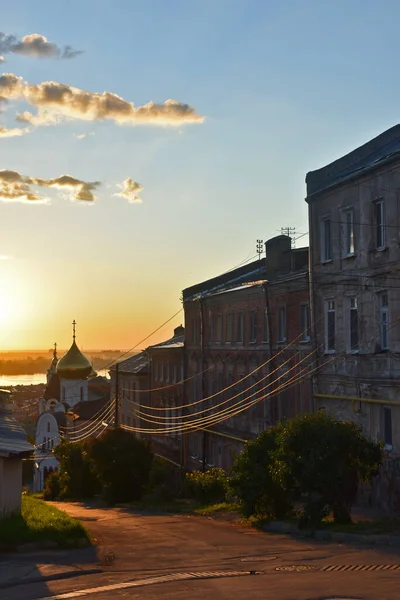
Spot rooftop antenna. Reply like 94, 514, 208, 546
256, 239, 264, 261
281, 226, 296, 248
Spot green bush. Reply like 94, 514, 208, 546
147, 456, 183, 502
184, 468, 228, 504
54, 440, 99, 500
43, 472, 61, 500
229, 412, 383, 527
230, 427, 292, 520
273, 412, 383, 526
86, 428, 153, 504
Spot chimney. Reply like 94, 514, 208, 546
174, 325, 185, 337
265, 235, 291, 278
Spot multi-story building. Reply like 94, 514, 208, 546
306, 124, 400, 510
183, 235, 311, 471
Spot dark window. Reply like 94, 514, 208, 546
278, 307, 286, 342
375, 200, 385, 249
249, 311, 258, 343
380, 293, 389, 350
344, 210, 355, 256
191, 317, 198, 344
350, 297, 358, 351
216, 314, 223, 342
262, 310, 269, 342
384, 407, 392, 446
226, 313, 234, 342
321, 217, 332, 261
300, 304, 310, 342
325, 300, 335, 351
237, 312, 244, 342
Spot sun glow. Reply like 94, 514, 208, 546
0, 267, 26, 330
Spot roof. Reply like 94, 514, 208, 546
0, 408, 34, 456
110, 351, 149, 375
183, 259, 266, 302
72, 396, 110, 421
206, 281, 265, 298
44, 372, 61, 401
306, 124, 400, 197
148, 335, 184, 350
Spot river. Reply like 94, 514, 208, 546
0, 369, 110, 387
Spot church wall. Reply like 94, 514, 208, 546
60, 379, 88, 408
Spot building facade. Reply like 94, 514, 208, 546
306, 124, 400, 510
183, 235, 311, 472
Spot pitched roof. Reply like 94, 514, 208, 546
148, 334, 184, 350
72, 396, 110, 421
306, 124, 400, 197
110, 351, 149, 375
0, 409, 33, 456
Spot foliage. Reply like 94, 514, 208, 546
229, 427, 292, 520
43, 472, 61, 500
0, 496, 89, 549
54, 440, 99, 500
184, 468, 228, 504
229, 412, 383, 527
86, 428, 153, 504
146, 456, 184, 502
273, 412, 383, 526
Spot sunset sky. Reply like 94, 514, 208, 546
1, 0, 400, 350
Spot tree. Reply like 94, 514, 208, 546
229, 412, 383, 526
54, 440, 99, 499
86, 428, 153, 504
273, 412, 382, 525
230, 426, 292, 520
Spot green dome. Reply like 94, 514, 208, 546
56, 341, 92, 380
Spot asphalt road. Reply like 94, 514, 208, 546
2, 502, 400, 600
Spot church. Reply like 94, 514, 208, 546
33, 323, 111, 492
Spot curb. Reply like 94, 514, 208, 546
0, 568, 103, 590
263, 521, 400, 547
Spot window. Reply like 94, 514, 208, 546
278, 306, 286, 342
160, 362, 164, 382
216, 314, 223, 342
165, 363, 170, 383
380, 293, 389, 350
325, 300, 335, 352
375, 200, 385, 250
383, 407, 392, 447
237, 312, 244, 342
80, 387, 83, 402
320, 217, 332, 262
208, 313, 214, 343
173, 364, 177, 383
47, 422, 50, 433
300, 304, 310, 342
349, 297, 358, 351
249, 311, 258, 343
226, 313, 234, 342
191, 317, 198, 344
343, 209, 355, 256
262, 309, 269, 342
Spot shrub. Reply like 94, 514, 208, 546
147, 456, 183, 502
87, 428, 153, 504
273, 412, 383, 526
229, 427, 292, 520
43, 472, 61, 500
54, 440, 99, 500
184, 468, 228, 504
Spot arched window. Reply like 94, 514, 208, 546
47, 422, 50, 433
80, 387, 83, 402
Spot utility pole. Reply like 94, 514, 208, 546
280, 226, 296, 248
200, 298, 207, 472
115, 362, 120, 428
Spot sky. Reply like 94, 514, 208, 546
1, 0, 400, 351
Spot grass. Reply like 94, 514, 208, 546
319, 516, 400, 535
0, 495, 90, 550
193, 502, 238, 515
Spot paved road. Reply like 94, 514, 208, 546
2, 502, 400, 600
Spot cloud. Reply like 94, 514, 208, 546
0, 56, 4, 63
0, 126, 29, 137
0, 33, 82, 59
0, 169, 100, 203
73, 131, 95, 140
114, 178, 143, 204
0, 73, 204, 127
16, 109, 62, 126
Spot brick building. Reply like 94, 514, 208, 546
182, 235, 311, 472
306, 124, 400, 511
